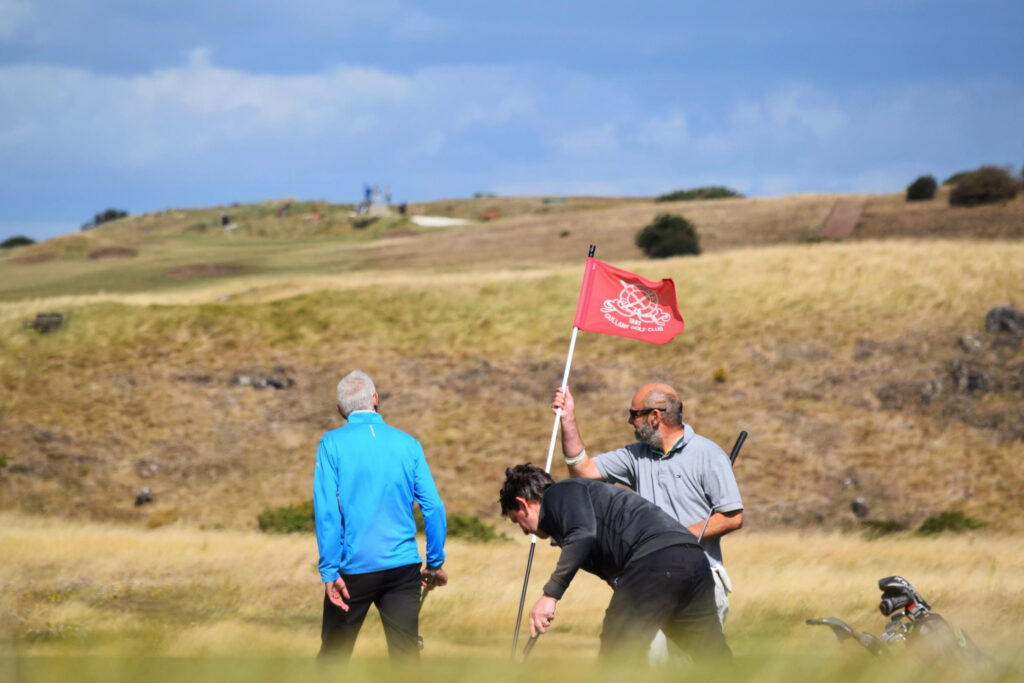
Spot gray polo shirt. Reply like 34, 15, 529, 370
592, 423, 742, 568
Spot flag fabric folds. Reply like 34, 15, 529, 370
572, 257, 684, 345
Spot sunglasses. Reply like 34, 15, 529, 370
628, 407, 658, 419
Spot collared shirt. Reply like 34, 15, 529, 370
592, 423, 742, 567
314, 411, 446, 581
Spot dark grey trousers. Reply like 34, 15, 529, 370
319, 562, 421, 660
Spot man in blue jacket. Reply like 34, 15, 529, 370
314, 370, 448, 659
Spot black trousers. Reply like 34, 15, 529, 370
599, 544, 730, 661
319, 563, 421, 660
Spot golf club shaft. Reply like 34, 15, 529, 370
523, 634, 538, 658
510, 539, 537, 658
696, 430, 747, 544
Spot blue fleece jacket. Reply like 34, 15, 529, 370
314, 411, 446, 581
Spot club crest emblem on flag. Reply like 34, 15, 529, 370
573, 257, 684, 344
601, 280, 673, 326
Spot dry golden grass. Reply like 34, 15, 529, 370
2, 514, 1022, 665
1, 240, 1022, 532
858, 188, 1024, 241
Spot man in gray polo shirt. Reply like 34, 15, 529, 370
552, 383, 743, 633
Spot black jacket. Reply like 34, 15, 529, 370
537, 479, 700, 599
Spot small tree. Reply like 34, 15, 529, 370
655, 186, 743, 202
949, 166, 1019, 207
905, 175, 937, 201
81, 208, 128, 230
636, 214, 701, 258
1, 235, 35, 249
942, 170, 971, 186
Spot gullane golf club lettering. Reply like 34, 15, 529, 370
602, 311, 666, 334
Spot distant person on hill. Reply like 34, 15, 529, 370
500, 464, 730, 661
314, 370, 448, 660
552, 383, 742, 660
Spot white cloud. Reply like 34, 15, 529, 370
0, 50, 443, 168
1, 43, 1022, 220
762, 84, 847, 138
724, 83, 848, 144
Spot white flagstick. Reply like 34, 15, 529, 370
510, 325, 580, 658
543, 326, 580, 473
511, 246, 593, 660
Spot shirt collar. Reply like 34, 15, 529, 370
650, 423, 694, 459
345, 411, 384, 424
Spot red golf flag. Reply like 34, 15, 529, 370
572, 257, 684, 344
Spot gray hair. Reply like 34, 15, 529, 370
645, 388, 684, 427
337, 370, 376, 417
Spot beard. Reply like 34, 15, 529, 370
634, 419, 663, 451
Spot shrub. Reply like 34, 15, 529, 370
916, 510, 987, 535
258, 501, 511, 542
81, 208, 128, 230
948, 166, 1019, 206
258, 500, 315, 533
905, 175, 937, 201
860, 519, 908, 539
415, 509, 511, 543
1, 235, 34, 249
655, 186, 743, 202
447, 513, 511, 543
942, 170, 971, 186
635, 213, 701, 258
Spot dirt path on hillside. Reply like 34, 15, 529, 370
819, 199, 865, 239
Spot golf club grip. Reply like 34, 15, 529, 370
729, 430, 747, 465
523, 635, 538, 658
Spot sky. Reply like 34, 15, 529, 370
2, 1, 1023, 241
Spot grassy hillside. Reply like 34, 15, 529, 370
1, 238, 1022, 532
2, 191, 1021, 301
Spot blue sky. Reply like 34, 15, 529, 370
2, 1, 1023, 241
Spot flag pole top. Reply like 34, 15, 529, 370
588, 245, 595, 257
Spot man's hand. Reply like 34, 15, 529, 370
528, 595, 558, 637
324, 577, 350, 611
552, 387, 576, 421
421, 567, 448, 591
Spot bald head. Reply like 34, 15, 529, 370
633, 383, 684, 426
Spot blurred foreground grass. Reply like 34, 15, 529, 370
3, 650, 1021, 683
2, 514, 1023, 682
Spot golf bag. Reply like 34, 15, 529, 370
806, 575, 988, 666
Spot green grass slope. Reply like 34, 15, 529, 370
1, 233, 1022, 532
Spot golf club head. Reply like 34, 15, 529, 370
878, 575, 930, 617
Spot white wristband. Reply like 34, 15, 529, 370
563, 449, 586, 467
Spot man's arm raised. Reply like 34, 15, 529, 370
552, 386, 602, 480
